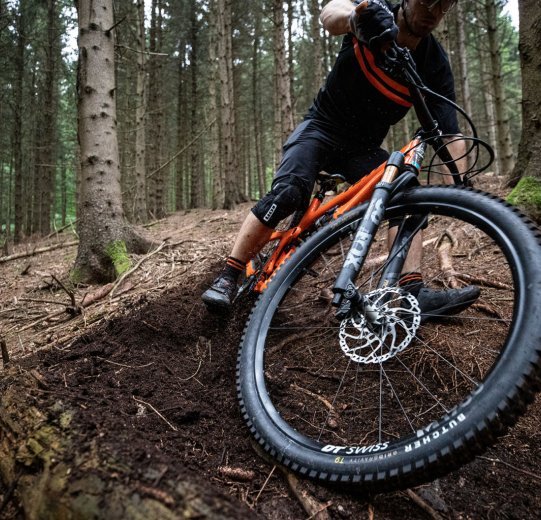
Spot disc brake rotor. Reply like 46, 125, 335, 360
338, 287, 421, 364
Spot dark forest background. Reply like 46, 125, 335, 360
0, 0, 521, 243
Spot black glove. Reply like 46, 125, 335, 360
349, 0, 398, 52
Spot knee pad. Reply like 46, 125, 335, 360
252, 180, 310, 228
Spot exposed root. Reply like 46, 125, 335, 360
290, 383, 340, 429
437, 231, 460, 289
405, 489, 446, 520
285, 472, 331, 520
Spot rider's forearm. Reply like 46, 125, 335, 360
441, 135, 468, 185
320, 0, 356, 35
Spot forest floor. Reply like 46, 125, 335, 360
1, 174, 541, 519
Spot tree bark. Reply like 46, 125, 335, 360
272, 0, 295, 169
309, 0, 324, 95
208, 0, 224, 209
13, 1, 26, 243
217, 0, 239, 209
133, 0, 148, 223
73, 0, 151, 284
189, 0, 202, 209
175, 49, 186, 211
252, 11, 266, 199
485, 0, 515, 177
146, 0, 166, 219
472, 11, 499, 176
507, 0, 541, 220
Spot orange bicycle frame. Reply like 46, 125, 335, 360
248, 136, 424, 292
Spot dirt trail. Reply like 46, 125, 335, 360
1, 178, 541, 518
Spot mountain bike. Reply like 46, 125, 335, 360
236, 43, 541, 491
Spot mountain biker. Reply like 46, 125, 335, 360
202, 0, 480, 317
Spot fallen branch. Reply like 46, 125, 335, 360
16, 309, 67, 333
18, 297, 72, 307
454, 272, 512, 291
405, 489, 445, 520
217, 466, 255, 482
285, 472, 331, 520
0, 240, 79, 264
1, 336, 9, 367
478, 455, 541, 481
254, 466, 276, 503
51, 274, 77, 308
80, 283, 114, 307
44, 220, 78, 240
142, 217, 167, 228
96, 357, 154, 370
249, 438, 331, 519
291, 382, 339, 429
132, 396, 178, 432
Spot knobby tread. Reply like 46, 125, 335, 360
236, 186, 541, 491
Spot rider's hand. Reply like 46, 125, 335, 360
349, 0, 398, 52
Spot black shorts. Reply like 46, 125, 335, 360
252, 119, 389, 226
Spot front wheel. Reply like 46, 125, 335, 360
237, 186, 541, 491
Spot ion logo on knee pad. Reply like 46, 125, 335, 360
263, 203, 278, 223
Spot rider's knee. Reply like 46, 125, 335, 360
252, 177, 311, 228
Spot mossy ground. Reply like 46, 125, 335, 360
507, 176, 541, 221
105, 240, 131, 276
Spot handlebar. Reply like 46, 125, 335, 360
382, 42, 494, 184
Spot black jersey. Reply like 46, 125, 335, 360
307, 4, 459, 148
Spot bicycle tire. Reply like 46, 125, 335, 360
237, 185, 541, 491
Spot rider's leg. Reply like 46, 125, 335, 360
202, 120, 337, 309
230, 212, 274, 264
387, 227, 480, 321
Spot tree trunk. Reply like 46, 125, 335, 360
485, 0, 515, 177
133, 0, 148, 223
272, 0, 295, 169
217, 0, 238, 209
175, 50, 186, 211
507, 0, 541, 220
13, 1, 26, 243
146, 0, 166, 219
286, 0, 296, 117
252, 12, 266, 198
73, 0, 151, 284
454, 5, 472, 171
309, 0, 324, 94
473, 12, 499, 176
208, 1, 224, 209
189, 0, 202, 209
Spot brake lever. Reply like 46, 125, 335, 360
379, 42, 414, 83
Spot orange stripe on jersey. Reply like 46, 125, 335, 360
353, 38, 412, 108
362, 46, 411, 97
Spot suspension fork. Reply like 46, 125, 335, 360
332, 151, 406, 308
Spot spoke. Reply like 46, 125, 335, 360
380, 364, 416, 434
318, 357, 352, 442
411, 334, 481, 386
395, 357, 450, 414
